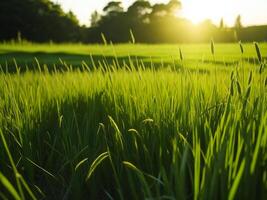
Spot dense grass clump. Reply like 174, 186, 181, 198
0, 43, 267, 199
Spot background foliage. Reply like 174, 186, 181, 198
1, 0, 267, 43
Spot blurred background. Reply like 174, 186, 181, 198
1, 0, 267, 43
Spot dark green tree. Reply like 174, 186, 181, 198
127, 0, 151, 19
90, 11, 101, 27
0, 0, 81, 42
103, 1, 124, 17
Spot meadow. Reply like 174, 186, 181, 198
0, 42, 266, 200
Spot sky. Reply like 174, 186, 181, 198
51, 0, 267, 27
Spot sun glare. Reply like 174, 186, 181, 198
181, 0, 235, 25
51, 0, 267, 26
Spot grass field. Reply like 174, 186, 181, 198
0, 43, 267, 199
1, 43, 267, 72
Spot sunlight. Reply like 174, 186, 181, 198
181, 0, 235, 25
51, 0, 267, 26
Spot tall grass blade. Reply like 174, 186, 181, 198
75, 158, 88, 171
86, 152, 109, 181
26, 158, 56, 179
101, 33, 108, 46
228, 159, 246, 200
130, 29, 135, 44
0, 172, 21, 200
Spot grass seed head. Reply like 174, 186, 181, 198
211, 39, 215, 55
179, 48, 183, 61
254, 42, 262, 63
239, 41, 244, 54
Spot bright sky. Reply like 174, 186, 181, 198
51, 0, 267, 27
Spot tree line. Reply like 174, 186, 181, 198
0, 0, 82, 42
1, 0, 266, 43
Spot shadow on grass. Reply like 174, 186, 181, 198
201, 57, 262, 66
0, 51, 178, 73
1, 50, 258, 73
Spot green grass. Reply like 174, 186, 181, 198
0, 42, 267, 199
0, 43, 267, 72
